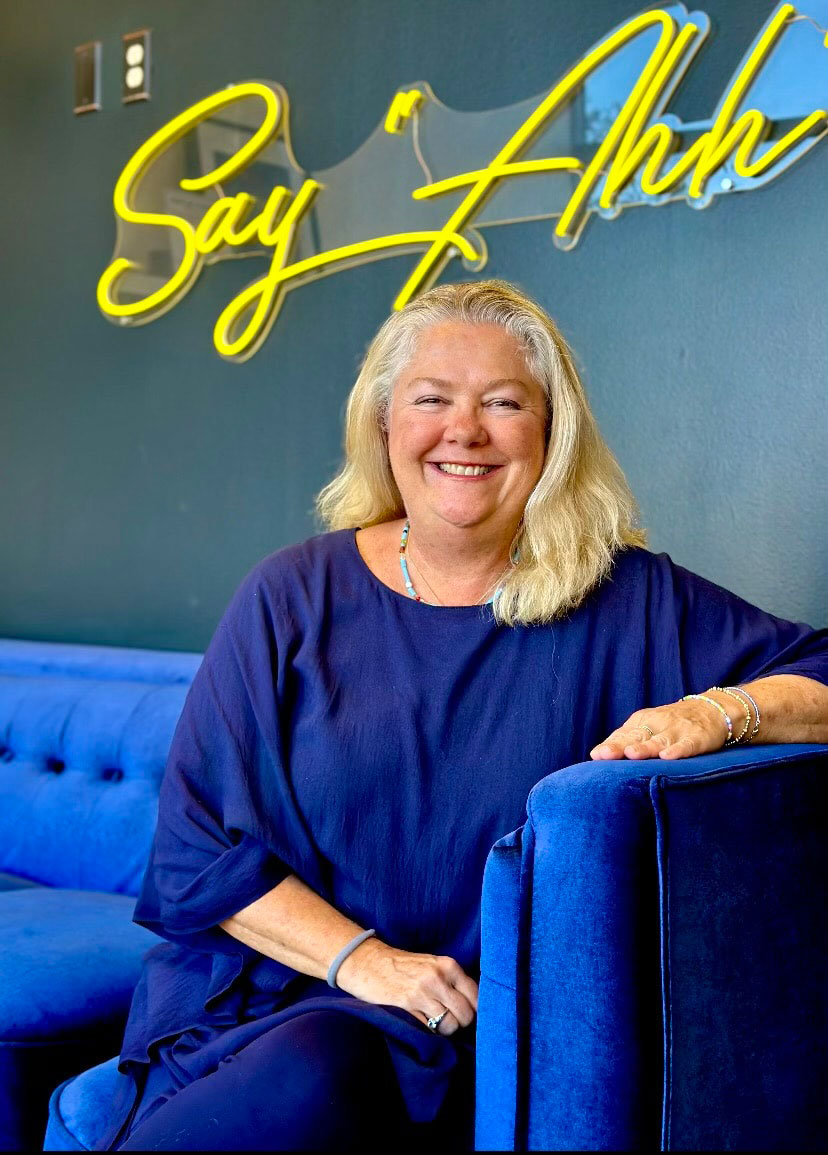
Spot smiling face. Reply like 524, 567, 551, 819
386, 321, 549, 539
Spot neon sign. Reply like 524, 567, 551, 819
98, 3, 828, 362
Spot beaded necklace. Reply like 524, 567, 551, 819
399, 519, 498, 605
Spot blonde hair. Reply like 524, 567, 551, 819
316, 279, 647, 625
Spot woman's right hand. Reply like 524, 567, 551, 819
335, 937, 478, 1036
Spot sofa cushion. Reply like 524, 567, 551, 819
0, 888, 154, 1149
0, 638, 201, 685
0, 870, 40, 891
45, 1057, 125, 1152
0, 674, 193, 895
3, 1038, 123, 1152
0, 638, 201, 896
0, 888, 153, 1041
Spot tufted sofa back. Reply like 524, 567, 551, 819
0, 639, 202, 896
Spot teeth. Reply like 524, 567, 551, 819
437, 463, 493, 476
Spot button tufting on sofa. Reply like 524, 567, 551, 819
0, 636, 203, 1151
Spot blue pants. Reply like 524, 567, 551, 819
118, 1009, 474, 1151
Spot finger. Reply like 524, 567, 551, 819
451, 972, 479, 1013
657, 733, 699, 760
418, 1003, 459, 1036
590, 736, 627, 758
431, 979, 476, 1028
433, 958, 478, 1020
591, 726, 659, 759
621, 731, 672, 760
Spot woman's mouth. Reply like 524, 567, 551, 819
431, 462, 498, 477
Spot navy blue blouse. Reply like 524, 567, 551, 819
118, 530, 827, 1126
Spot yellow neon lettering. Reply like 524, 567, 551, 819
598, 22, 703, 208
99, 9, 828, 361
411, 158, 584, 201
96, 214, 198, 319
733, 107, 827, 178
252, 186, 293, 245
682, 4, 814, 198
394, 9, 677, 310
214, 179, 322, 359
98, 82, 282, 320
600, 5, 826, 203
194, 194, 258, 255
553, 11, 677, 243
215, 224, 480, 361
384, 89, 424, 134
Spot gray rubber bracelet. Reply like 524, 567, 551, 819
326, 928, 376, 988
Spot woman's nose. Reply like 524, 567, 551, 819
446, 406, 488, 445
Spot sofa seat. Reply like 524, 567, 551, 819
0, 872, 40, 891
0, 636, 201, 1149
45, 1058, 124, 1152
0, 889, 154, 1151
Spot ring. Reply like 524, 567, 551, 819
639, 725, 654, 739
426, 1009, 448, 1032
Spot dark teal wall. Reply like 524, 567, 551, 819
1, 0, 825, 650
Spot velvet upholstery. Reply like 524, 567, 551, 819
0, 892, 154, 1152
476, 743, 828, 1152
45, 1059, 125, 1153
0, 663, 198, 895
0, 639, 200, 1152
44, 740, 828, 1151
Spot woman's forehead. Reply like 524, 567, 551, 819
397, 321, 536, 383
392, 321, 542, 401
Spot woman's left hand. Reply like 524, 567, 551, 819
589, 695, 737, 761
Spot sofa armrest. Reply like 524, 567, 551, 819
477, 743, 828, 1152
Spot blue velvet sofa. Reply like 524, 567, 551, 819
47, 744, 828, 1153
476, 742, 828, 1151
5, 639, 825, 1150
0, 638, 201, 1151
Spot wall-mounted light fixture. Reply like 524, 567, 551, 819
73, 40, 101, 114
122, 29, 151, 103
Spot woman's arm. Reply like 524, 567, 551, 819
591, 674, 828, 760
219, 874, 478, 1035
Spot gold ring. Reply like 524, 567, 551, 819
639, 725, 654, 740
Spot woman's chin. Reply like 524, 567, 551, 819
431, 504, 498, 531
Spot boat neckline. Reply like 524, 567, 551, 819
347, 528, 498, 617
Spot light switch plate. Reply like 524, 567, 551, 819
122, 29, 151, 103
74, 41, 101, 114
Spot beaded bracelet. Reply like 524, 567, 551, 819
709, 686, 752, 745
682, 693, 735, 745
726, 684, 761, 740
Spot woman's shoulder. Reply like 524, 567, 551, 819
594, 543, 666, 593
238, 529, 357, 600
600, 543, 771, 617
217, 530, 358, 635
256, 528, 356, 578
580, 544, 695, 617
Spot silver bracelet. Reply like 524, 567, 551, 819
326, 928, 376, 989
731, 684, 761, 740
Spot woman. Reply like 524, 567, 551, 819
104, 280, 827, 1151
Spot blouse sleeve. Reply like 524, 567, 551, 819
653, 552, 828, 694
133, 562, 325, 953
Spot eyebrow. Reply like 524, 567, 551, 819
403, 377, 532, 392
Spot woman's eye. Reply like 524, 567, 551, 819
488, 398, 521, 409
415, 396, 446, 406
